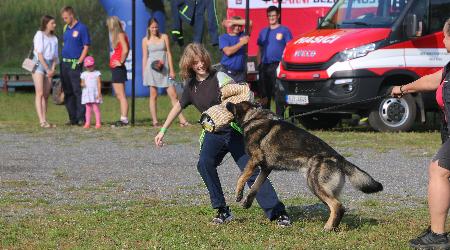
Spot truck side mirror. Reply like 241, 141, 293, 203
405, 14, 418, 38
317, 17, 323, 28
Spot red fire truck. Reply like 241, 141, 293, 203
226, 0, 335, 82
276, 0, 450, 131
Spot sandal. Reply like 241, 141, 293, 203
179, 121, 191, 127
40, 121, 54, 128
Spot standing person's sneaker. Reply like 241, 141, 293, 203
212, 206, 233, 224
65, 121, 77, 126
276, 214, 292, 227
112, 120, 129, 127
410, 227, 450, 249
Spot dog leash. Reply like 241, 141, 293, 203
283, 93, 391, 121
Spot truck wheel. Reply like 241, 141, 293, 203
368, 94, 416, 132
298, 114, 341, 130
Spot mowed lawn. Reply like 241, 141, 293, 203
0, 92, 445, 249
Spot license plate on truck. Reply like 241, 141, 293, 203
286, 95, 309, 105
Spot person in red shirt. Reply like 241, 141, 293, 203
391, 19, 450, 250
107, 16, 130, 126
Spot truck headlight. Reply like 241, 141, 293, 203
340, 43, 376, 61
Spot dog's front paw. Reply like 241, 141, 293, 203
241, 197, 253, 209
235, 191, 243, 202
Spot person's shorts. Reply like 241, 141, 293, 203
34, 57, 53, 75
432, 138, 450, 170
111, 65, 127, 83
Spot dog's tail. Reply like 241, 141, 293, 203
341, 160, 383, 193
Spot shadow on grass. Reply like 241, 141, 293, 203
287, 203, 379, 230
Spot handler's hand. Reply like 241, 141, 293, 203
154, 132, 165, 147
391, 85, 403, 98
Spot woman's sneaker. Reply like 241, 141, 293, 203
276, 214, 292, 227
112, 120, 129, 127
212, 206, 233, 224
410, 227, 449, 249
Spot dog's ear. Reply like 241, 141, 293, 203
226, 102, 235, 114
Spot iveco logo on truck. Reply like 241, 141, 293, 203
276, 0, 450, 132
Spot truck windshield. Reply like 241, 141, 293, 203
320, 0, 409, 29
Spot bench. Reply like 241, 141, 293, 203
1, 73, 34, 93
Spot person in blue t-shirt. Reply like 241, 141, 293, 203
60, 6, 91, 126
218, 16, 252, 83
257, 6, 292, 113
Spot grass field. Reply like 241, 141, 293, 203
0, 92, 442, 152
0, 92, 446, 249
0, 195, 431, 249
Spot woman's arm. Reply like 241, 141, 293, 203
78, 45, 89, 66
392, 69, 443, 96
154, 101, 183, 147
37, 52, 51, 74
114, 33, 129, 67
142, 38, 148, 77
163, 34, 175, 79
34, 32, 50, 71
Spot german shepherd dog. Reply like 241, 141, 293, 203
226, 101, 383, 231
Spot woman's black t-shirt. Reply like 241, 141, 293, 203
179, 71, 221, 113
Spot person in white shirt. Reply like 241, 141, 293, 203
32, 15, 58, 128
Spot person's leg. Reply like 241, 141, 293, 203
265, 63, 278, 110
192, 0, 205, 43
32, 72, 45, 124
170, 0, 184, 46
428, 160, 450, 234
84, 103, 92, 128
228, 129, 286, 220
267, 63, 284, 115
60, 63, 76, 123
42, 76, 52, 123
92, 103, 101, 128
258, 64, 270, 109
166, 85, 188, 125
197, 132, 229, 209
204, 0, 219, 46
410, 142, 450, 249
149, 86, 158, 126
112, 83, 129, 122
68, 65, 84, 123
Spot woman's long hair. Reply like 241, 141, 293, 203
107, 16, 125, 48
40, 15, 55, 35
146, 18, 160, 39
179, 43, 212, 81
